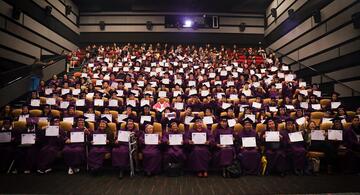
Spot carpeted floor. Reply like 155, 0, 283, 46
0, 171, 359, 194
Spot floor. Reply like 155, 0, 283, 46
0, 171, 359, 194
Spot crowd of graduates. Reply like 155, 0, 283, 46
0, 43, 359, 179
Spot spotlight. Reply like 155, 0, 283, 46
183, 20, 193, 28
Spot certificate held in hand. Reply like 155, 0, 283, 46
265, 131, 280, 142
192, 132, 207, 144
93, 134, 107, 145
311, 130, 326, 141
70, 132, 84, 143
169, 134, 183, 145
288, 131, 304, 142
220, 134, 233, 146
328, 129, 343, 141
117, 130, 131, 142
145, 134, 159, 145
242, 137, 256, 148
21, 133, 36, 145
0, 132, 11, 143
46, 126, 59, 136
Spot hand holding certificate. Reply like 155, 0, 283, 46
192, 132, 207, 144
117, 130, 131, 142
169, 134, 183, 145
242, 137, 256, 148
265, 131, 280, 142
145, 134, 159, 145
70, 132, 84, 143
0, 132, 11, 143
46, 126, 59, 136
93, 134, 107, 145
220, 134, 233, 146
21, 133, 36, 145
311, 130, 326, 141
288, 131, 304, 142
328, 129, 343, 141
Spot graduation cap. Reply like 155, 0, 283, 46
263, 117, 277, 124
100, 116, 110, 123
285, 118, 295, 123
3, 116, 12, 123
75, 115, 87, 121
126, 105, 135, 109
220, 115, 229, 121
50, 116, 61, 122
167, 119, 179, 127
242, 117, 254, 124
143, 121, 153, 128
330, 116, 342, 122
141, 104, 150, 109
191, 116, 202, 123
332, 91, 340, 96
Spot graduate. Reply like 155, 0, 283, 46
283, 118, 307, 175
0, 117, 15, 172
184, 116, 214, 177
37, 116, 66, 174
112, 118, 139, 179
87, 117, 114, 174
13, 118, 42, 174
162, 120, 186, 170
62, 116, 90, 175
343, 116, 360, 173
212, 116, 236, 176
139, 123, 162, 176
261, 117, 288, 176
237, 117, 261, 175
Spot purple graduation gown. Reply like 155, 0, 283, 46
262, 130, 288, 174
184, 128, 214, 172
0, 129, 15, 172
62, 127, 86, 168
87, 130, 111, 170
343, 128, 360, 173
212, 127, 236, 168
37, 128, 66, 171
238, 129, 261, 175
162, 130, 186, 165
139, 132, 162, 174
112, 128, 139, 169
282, 130, 307, 171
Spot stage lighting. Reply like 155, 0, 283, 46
183, 20, 193, 28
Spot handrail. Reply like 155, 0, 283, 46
0, 55, 66, 87
275, 51, 360, 96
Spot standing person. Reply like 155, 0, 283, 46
62, 116, 90, 175
238, 117, 261, 175
0, 117, 15, 173
184, 116, 214, 177
87, 117, 114, 175
30, 58, 54, 91
37, 116, 66, 174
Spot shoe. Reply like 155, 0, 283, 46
45, 168, 52, 173
118, 170, 123, 179
24, 170, 31, 174
74, 168, 80, 173
37, 169, 44, 174
203, 172, 208, 177
68, 167, 74, 175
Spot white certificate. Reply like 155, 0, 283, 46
328, 129, 343, 141
275, 83, 282, 89
300, 102, 309, 109
188, 89, 197, 96
313, 91, 321, 97
299, 90, 308, 96
188, 81, 196, 87
108, 99, 118, 107
162, 79, 170, 84
229, 94, 238, 100
201, 90, 210, 97
174, 102, 184, 110
21, 133, 36, 145
311, 130, 326, 141
0, 132, 11, 143
76, 99, 85, 106
209, 72, 216, 78
111, 82, 119, 88
63, 117, 74, 125
169, 134, 183, 145
84, 113, 95, 122
158, 91, 167, 98
145, 134, 159, 145
46, 126, 59, 136
45, 88, 53, 95
117, 114, 128, 123
116, 90, 124, 97
220, 134, 233, 145
31, 99, 40, 107
269, 106, 278, 112
288, 131, 304, 142
244, 114, 256, 123
242, 137, 256, 147
86, 93, 94, 99
299, 82, 306, 87
61, 88, 70, 95
141, 99, 150, 107
228, 119, 237, 127
265, 131, 280, 142
285, 105, 295, 110
93, 134, 107, 145
70, 132, 84, 143
184, 116, 194, 125
46, 98, 56, 105
94, 99, 104, 106
311, 104, 321, 110
192, 132, 207, 144
124, 82, 132, 89
222, 102, 232, 110
72, 89, 81, 95
117, 130, 131, 142
296, 117, 306, 125
331, 102, 341, 109
101, 114, 112, 122
127, 100, 136, 107
96, 80, 103, 86
173, 91, 182, 97
140, 115, 152, 124
60, 101, 70, 109
203, 116, 214, 125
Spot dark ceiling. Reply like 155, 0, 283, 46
73, 0, 271, 14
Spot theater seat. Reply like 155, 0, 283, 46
311, 112, 325, 126
346, 111, 356, 118
179, 123, 185, 133
108, 122, 117, 134
256, 123, 266, 133
12, 109, 22, 118
109, 110, 119, 121
278, 123, 285, 131
40, 97, 47, 104
320, 99, 331, 107
320, 123, 332, 131
60, 121, 72, 131
30, 109, 43, 117
153, 122, 162, 135
51, 110, 61, 117
234, 123, 243, 133
38, 121, 49, 129
87, 122, 95, 131
13, 121, 26, 130
211, 123, 218, 133
307, 151, 325, 158
343, 122, 351, 130
75, 110, 84, 117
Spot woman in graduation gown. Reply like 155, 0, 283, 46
62, 116, 90, 175
184, 116, 214, 177
13, 118, 42, 174
343, 116, 360, 173
162, 120, 187, 169
283, 118, 307, 175
138, 123, 162, 176
212, 116, 236, 176
87, 117, 114, 174
112, 118, 139, 179
0, 117, 15, 173
237, 117, 261, 175
261, 117, 288, 176
37, 116, 66, 174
